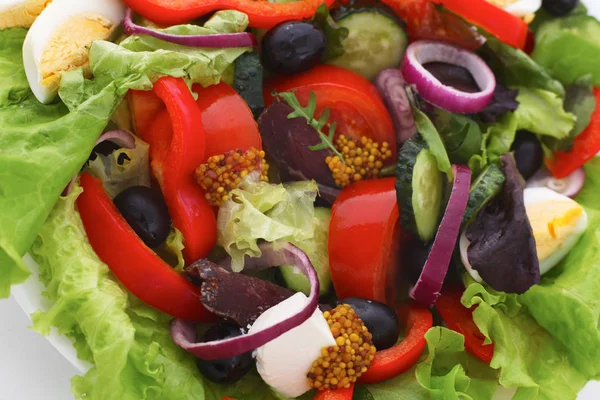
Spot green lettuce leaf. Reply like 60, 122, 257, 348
533, 15, 600, 86
513, 87, 576, 139
468, 112, 517, 176
217, 179, 318, 272
479, 38, 565, 98
0, 13, 249, 298
412, 107, 453, 177
156, 227, 186, 272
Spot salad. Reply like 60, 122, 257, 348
1, 0, 599, 399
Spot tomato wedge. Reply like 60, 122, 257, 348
123, 0, 336, 29
431, 0, 528, 49
328, 178, 402, 306
313, 385, 354, 400
359, 303, 432, 383
436, 286, 494, 363
265, 65, 397, 160
379, 0, 483, 50
546, 88, 600, 179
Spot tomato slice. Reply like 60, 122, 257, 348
264, 65, 397, 160
328, 178, 402, 306
380, 0, 484, 50
436, 286, 494, 363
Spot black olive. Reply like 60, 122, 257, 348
113, 186, 171, 248
511, 131, 544, 180
196, 322, 254, 384
261, 21, 326, 75
338, 297, 400, 350
423, 62, 480, 94
542, 0, 579, 16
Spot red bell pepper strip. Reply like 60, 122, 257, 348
431, 0, 528, 49
141, 77, 217, 264
358, 304, 432, 384
123, 0, 336, 29
436, 286, 493, 363
313, 385, 354, 400
546, 88, 600, 179
77, 173, 213, 321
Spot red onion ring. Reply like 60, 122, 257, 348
375, 69, 417, 145
171, 242, 319, 360
526, 167, 585, 199
410, 164, 472, 307
401, 41, 495, 114
123, 8, 256, 49
95, 129, 136, 149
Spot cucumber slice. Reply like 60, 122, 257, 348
462, 164, 506, 226
396, 136, 445, 243
327, 9, 407, 80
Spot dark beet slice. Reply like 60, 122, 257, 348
258, 99, 337, 188
466, 153, 540, 294
185, 260, 294, 326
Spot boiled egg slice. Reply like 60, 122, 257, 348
460, 187, 588, 280
249, 292, 336, 398
0, 0, 51, 30
22, 0, 125, 104
487, 0, 542, 19
523, 187, 588, 275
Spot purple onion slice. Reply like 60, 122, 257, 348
526, 167, 585, 199
171, 242, 319, 360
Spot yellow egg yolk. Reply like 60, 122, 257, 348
0, 0, 52, 30
39, 13, 115, 93
526, 200, 584, 262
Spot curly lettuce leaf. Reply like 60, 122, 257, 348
468, 112, 518, 176
513, 87, 575, 139
217, 179, 318, 272
0, 13, 249, 298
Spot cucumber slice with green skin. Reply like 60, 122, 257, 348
462, 164, 506, 226
233, 51, 264, 120
396, 135, 445, 243
327, 9, 408, 80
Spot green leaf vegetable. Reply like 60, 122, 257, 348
275, 90, 345, 162
431, 109, 482, 165
0, 11, 250, 298
312, 3, 349, 61
411, 107, 454, 177
468, 112, 517, 176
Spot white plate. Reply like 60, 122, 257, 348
10, 0, 600, 398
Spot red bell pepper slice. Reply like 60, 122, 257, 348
430, 0, 528, 49
313, 384, 354, 400
123, 0, 336, 29
358, 304, 432, 384
328, 178, 402, 305
546, 88, 600, 179
77, 173, 212, 321
436, 286, 494, 363
141, 77, 217, 264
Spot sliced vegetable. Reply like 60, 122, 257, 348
140, 77, 217, 263
77, 173, 212, 321
329, 178, 401, 305
431, 0, 528, 49
436, 286, 494, 363
170, 242, 319, 360
123, 8, 256, 48
264, 65, 396, 157
526, 167, 585, 199
375, 69, 417, 145
233, 51, 264, 119
465, 154, 540, 294
123, 0, 336, 29
358, 304, 433, 383
411, 108, 452, 176
314, 386, 354, 400
396, 135, 444, 242
402, 41, 495, 114
546, 88, 600, 178
185, 259, 293, 326
95, 129, 136, 149
410, 164, 472, 307
462, 164, 506, 225
328, 6, 407, 80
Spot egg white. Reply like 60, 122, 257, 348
493, 0, 542, 17
524, 188, 588, 275
22, 0, 125, 104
